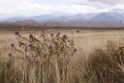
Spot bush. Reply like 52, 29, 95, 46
8, 31, 77, 83
85, 41, 124, 83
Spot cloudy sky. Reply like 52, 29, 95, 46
0, 0, 124, 18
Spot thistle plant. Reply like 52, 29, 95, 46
9, 30, 77, 83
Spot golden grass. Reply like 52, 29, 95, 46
0, 29, 124, 83
1, 30, 124, 59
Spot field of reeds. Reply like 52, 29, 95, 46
0, 29, 124, 83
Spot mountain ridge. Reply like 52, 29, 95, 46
0, 12, 124, 27
1, 12, 124, 22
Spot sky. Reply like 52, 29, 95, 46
0, 0, 124, 19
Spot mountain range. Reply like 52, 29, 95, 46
0, 12, 124, 27
1, 12, 124, 22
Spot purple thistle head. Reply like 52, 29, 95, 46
73, 48, 77, 53
25, 55, 29, 60
15, 31, 19, 35
29, 34, 33, 38
8, 53, 12, 57
41, 30, 44, 33
48, 44, 53, 49
29, 44, 32, 47
11, 44, 15, 47
63, 35, 67, 39
50, 33, 54, 37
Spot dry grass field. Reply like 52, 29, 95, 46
0, 29, 124, 83
1, 29, 124, 53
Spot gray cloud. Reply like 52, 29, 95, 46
68, 0, 124, 5
88, 0, 124, 5
67, 0, 124, 13
0, 0, 124, 18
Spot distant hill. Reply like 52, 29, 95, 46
90, 13, 117, 21
0, 12, 124, 27
1, 12, 124, 22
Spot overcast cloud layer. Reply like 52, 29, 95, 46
69, 0, 124, 5
0, 0, 124, 19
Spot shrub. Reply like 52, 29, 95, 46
8, 31, 77, 83
85, 41, 124, 83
